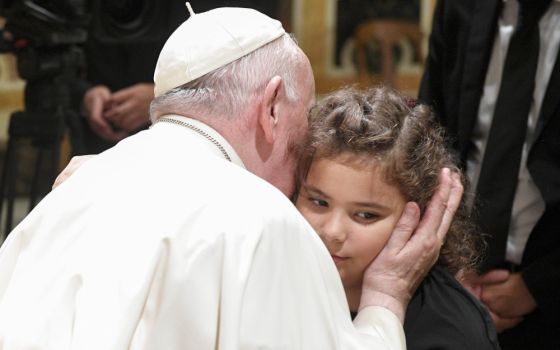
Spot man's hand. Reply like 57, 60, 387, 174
456, 269, 485, 299
83, 85, 129, 142
359, 169, 463, 323
458, 269, 510, 301
52, 155, 95, 189
479, 270, 536, 332
104, 83, 154, 132
487, 309, 523, 333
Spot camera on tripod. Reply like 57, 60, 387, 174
1, 0, 88, 75
0, 0, 89, 235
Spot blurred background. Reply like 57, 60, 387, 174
0, 0, 437, 237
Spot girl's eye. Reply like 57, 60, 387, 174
310, 198, 328, 208
356, 212, 377, 221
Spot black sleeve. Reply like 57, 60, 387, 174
404, 266, 501, 350
520, 204, 560, 313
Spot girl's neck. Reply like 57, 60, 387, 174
345, 286, 362, 312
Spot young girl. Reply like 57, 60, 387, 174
295, 86, 499, 350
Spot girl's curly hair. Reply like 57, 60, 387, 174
296, 86, 483, 274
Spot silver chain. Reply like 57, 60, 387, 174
157, 117, 232, 162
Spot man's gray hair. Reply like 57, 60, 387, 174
150, 33, 305, 121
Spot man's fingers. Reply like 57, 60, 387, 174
436, 171, 463, 241
119, 114, 149, 133
90, 120, 127, 142
105, 101, 132, 124
413, 168, 452, 244
479, 269, 510, 285
488, 310, 523, 333
90, 97, 104, 121
88, 97, 118, 141
110, 87, 133, 103
384, 202, 420, 252
111, 83, 152, 104
89, 118, 112, 138
89, 117, 119, 142
83, 85, 127, 141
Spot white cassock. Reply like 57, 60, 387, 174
0, 115, 405, 349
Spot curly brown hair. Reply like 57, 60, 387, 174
296, 86, 482, 275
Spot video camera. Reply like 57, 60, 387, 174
0, 0, 88, 80
0, 0, 89, 234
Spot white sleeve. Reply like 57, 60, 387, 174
0, 162, 406, 350
221, 202, 406, 350
354, 306, 407, 350
135, 200, 407, 350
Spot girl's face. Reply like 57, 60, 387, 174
295, 155, 407, 289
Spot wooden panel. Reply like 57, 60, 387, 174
0, 52, 25, 147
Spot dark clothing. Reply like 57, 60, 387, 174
78, 0, 284, 154
77, 0, 186, 153
418, 0, 560, 348
351, 266, 499, 350
84, 0, 279, 91
85, 1, 182, 91
404, 266, 499, 350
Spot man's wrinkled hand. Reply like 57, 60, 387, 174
359, 169, 463, 323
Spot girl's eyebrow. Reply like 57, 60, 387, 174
352, 201, 389, 211
302, 184, 330, 199
303, 183, 390, 211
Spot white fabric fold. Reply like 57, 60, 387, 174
0, 120, 404, 349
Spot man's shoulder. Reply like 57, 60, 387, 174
212, 162, 306, 225
167, 162, 322, 259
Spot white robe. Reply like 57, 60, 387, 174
0, 116, 405, 349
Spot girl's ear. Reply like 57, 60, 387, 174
258, 76, 283, 144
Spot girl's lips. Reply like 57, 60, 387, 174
331, 255, 348, 263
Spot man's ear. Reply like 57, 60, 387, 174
259, 76, 283, 144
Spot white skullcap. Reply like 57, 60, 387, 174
153, 5, 286, 97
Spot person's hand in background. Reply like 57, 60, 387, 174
480, 271, 536, 332
83, 85, 129, 142
105, 83, 154, 133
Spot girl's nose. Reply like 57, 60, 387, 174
319, 210, 348, 244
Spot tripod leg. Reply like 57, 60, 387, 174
30, 139, 61, 211
51, 138, 62, 187
4, 140, 19, 235
66, 113, 85, 156
29, 147, 44, 211
0, 138, 15, 239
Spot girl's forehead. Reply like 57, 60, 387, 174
311, 152, 401, 190
304, 156, 407, 206
315, 152, 385, 171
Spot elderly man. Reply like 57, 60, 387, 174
0, 6, 461, 349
